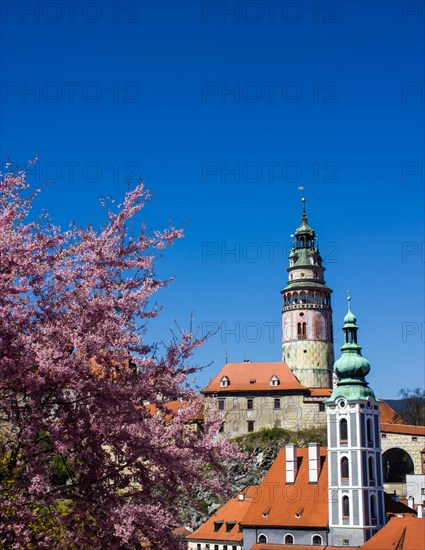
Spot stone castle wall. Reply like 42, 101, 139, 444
205, 394, 327, 437
381, 430, 425, 477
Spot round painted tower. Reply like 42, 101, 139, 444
281, 200, 334, 388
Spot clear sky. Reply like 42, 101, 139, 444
1, 0, 424, 399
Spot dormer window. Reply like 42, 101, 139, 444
220, 376, 229, 388
270, 375, 280, 387
225, 521, 236, 533
213, 521, 223, 532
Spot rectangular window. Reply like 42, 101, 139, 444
197, 545, 201, 550
214, 545, 219, 550
319, 402, 325, 412
412, 436, 418, 442
248, 420, 255, 432
247, 398, 254, 410
274, 398, 281, 409
223, 546, 228, 550
219, 399, 225, 410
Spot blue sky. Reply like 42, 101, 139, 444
1, 0, 424, 398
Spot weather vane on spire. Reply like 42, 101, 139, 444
297, 185, 306, 214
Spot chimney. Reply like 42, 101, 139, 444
391, 491, 400, 503
286, 444, 297, 483
417, 504, 424, 518
308, 443, 321, 483
407, 496, 414, 509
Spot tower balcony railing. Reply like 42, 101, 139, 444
283, 303, 330, 310
297, 334, 307, 340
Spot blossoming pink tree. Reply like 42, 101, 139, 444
0, 164, 239, 549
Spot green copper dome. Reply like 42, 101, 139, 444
295, 213, 314, 235
328, 296, 375, 402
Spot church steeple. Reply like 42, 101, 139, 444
329, 296, 375, 402
326, 300, 385, 547
281, 199, 334, 388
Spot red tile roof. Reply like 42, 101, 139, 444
381, 423, 425, 435
203, 362, 307, 393
241, 447, 329, 529
186, 486, 257, 543
360, 517, 425, 549
308, 388, 332, 397
379, 401, 405, 424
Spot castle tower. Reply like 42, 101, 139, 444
326, 298, 385, 547
281, 200, 334, 388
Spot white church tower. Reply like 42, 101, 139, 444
326, 297, 385, 547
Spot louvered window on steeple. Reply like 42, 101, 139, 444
368, 456, 375, 481
341, 457, 349, 479
342, 496, 350, 518
367, 418, 373, 445
370, 495, 377, 520
340, 418, 348, 443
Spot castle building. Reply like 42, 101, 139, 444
186, 304, 423, 549
202, 202, 425, 490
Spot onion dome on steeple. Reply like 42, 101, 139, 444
328, 295, 375, 402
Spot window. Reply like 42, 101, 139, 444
340, 418, 348, 443
223, 546, 228, 550
341, 457, 349, 479
342, 495, 350, 518
258, 534, 267, 543
206, 545, 210, 550
312, 535, 322, 545
274, 398, 281, 410
220, 376, 229, 388
413, 436, 418, 442
197, 545, 201, 550
247, 398, 254, 410
367, 418, 373, 445
214, 521, 223, 532
319, 402, 325, 412
284, 533, 294, 544
368, 456, 375, 481
219, 399, 225, 410
382, 433, 387, 439
370, 495, 376, 520
226, 522, 235, 533
247, 420, 255, 433
214, 545, 219, 550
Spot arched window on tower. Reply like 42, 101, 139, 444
342, 496, 350, 518
300, 291, 307, 304
370, 495, 376, 521
293, 292, 299, 304
368, 456, 375, 481
284, 534, 294, 545
302, 322, 307, 336
340, 419, 348, 443
297, 322, 302, 337
367, 418, 373, 446
341, 457, 349, 480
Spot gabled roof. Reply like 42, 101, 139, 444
384, 492, 417, 517
186, 486, 257, 543
241, 447, 329, 529
379, 401, 405, 424
360, 517, 425, 549
203, 362, 307, 393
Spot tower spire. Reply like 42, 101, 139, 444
328, 295, 375, 402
